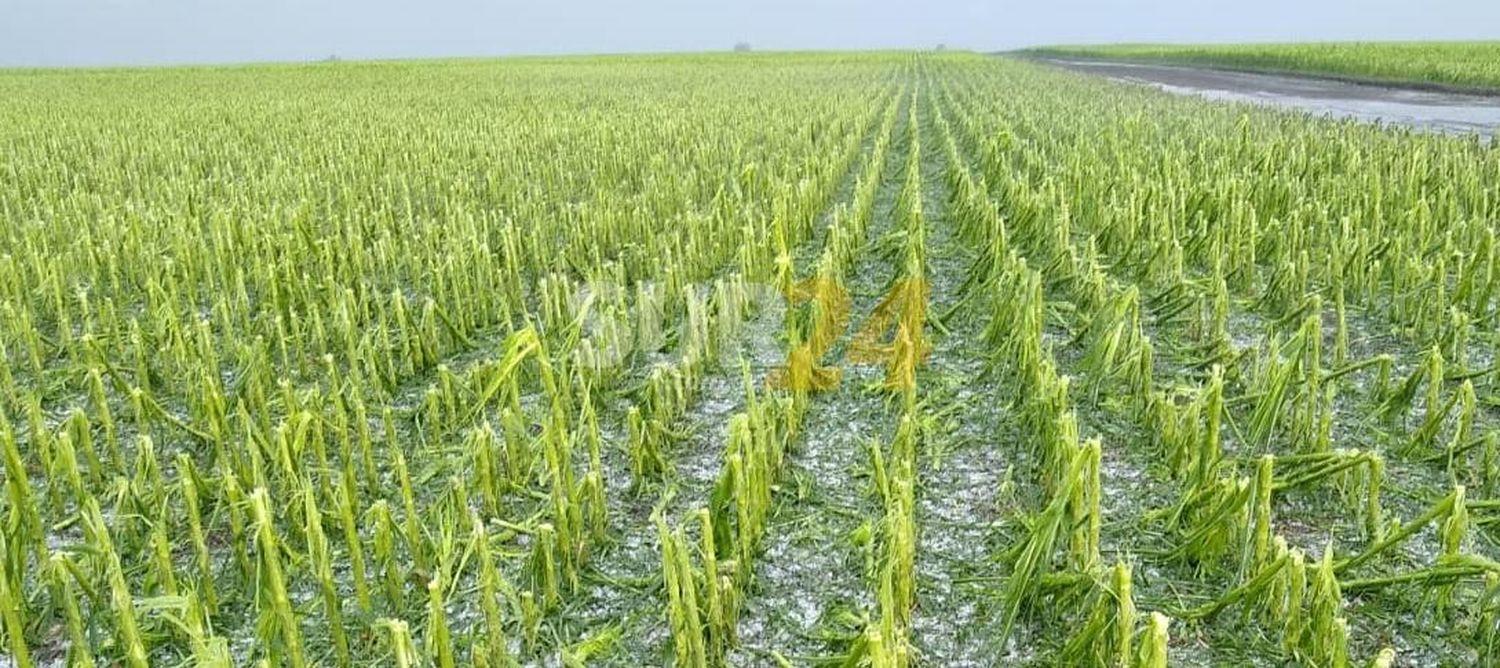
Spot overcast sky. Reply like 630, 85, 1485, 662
4, 0, 1498, 67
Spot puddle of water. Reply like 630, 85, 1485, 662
1038, 58, 1500, 137
1148, 81, 1500, 136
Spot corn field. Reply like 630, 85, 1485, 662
1, 51, 1499, 666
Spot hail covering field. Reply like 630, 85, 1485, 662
0, 51, 1499, 667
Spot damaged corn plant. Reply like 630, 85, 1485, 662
1, 46, 1499, 667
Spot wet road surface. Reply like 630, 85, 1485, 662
1031, 57, 1500, 137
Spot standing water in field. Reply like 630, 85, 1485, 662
1033, 58, 1500, 137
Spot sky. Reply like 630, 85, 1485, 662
3, 0, 1498, 67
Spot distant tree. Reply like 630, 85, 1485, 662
324, 54, 341, 63
935, 44, 947, 52
734, 42, 752, 53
